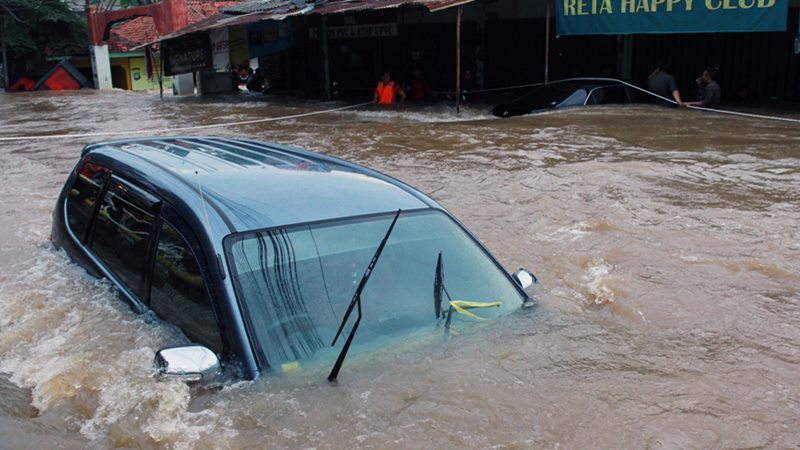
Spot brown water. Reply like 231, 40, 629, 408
1, 90, 799, 449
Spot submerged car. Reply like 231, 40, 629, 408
52, 137, 536, 383
492, 78, 640, 117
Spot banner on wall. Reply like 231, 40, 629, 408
247, 21, 295, 58
162, 32, 213, 76
210, 27, 231, 70
308, 23, 398, 40
556, 0, 789, 35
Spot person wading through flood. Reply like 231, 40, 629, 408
685, 67, 721, 109
374, 72, 406, 105
646, 63, 684, 106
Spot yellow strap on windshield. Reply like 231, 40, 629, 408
281, 361, 301, 373
448, 301, 502, 320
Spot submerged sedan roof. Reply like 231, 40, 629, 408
83, 137, 434, 232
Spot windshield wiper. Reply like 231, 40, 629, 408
434, 252, 444, 319
433, 252, 457, 330
328, 209, 402, 382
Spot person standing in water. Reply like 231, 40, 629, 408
685, 68, 721, 109
409, 69, 431, 101
374, 72, 406, 105
646, 63, 683, 106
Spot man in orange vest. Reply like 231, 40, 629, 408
373, 72, 405, 105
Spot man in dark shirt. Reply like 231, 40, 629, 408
686, 68, 721, 109
646, 64, 683, 106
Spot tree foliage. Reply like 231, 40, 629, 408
1, 0, 87, 60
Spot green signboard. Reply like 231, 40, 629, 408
556, 0, 788, 35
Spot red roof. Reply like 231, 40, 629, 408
188, 0, 242, 22
108, 16, 160, 52
108, 1, 240, 53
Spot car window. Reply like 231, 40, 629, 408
514, 83, 576, 110
587, 85, 627, 105
90, 178, 158, 300
560, 88, 588, 107
66, 160, 110, 240
227, 210, 526, 368
150, 220, 223, 354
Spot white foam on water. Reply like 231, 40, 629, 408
585, 259, 616, 306
0, 247, 239, 448
537, 223, 591, 243
337, 104, 496, 123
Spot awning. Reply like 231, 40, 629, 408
155, 0, 474, 43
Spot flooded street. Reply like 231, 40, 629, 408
1, 90, 799, 448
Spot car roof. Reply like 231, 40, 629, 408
83, 137, 436, 233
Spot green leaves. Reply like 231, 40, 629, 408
0, 0, 87, 60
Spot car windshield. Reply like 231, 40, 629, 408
225, 209, 526, 369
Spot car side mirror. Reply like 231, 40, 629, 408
512, 269, 538, 308
154, 345, 221, 384
512, 269, 537, 289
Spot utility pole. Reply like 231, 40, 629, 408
455, 5, 462, 114
1, 16, 9, 89
544, 2, 550, 85
321, 15, 331, 101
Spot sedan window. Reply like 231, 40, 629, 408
586, 85, 628, 105
560, 88, 588, 107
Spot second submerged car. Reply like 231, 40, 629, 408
492, 78, 640, 117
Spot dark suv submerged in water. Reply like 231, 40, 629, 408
52, 137, 536, 382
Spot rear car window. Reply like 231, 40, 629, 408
586, 85, 628, 105
150, 220, 223, 354
90, 178, 158, 299
66, 161, 109, 239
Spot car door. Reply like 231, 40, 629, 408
82, 175, 227, 355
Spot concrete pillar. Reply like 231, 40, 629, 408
322, 15, 331, 101
621, 35, 633, 81
90, 45, 113, 89
172, 73, 195, 95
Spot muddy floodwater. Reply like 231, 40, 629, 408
0, 90, 799, 449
